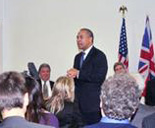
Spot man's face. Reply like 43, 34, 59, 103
115, 65, 126, 74
76, 30, 92, 50
39, 67, 50, 81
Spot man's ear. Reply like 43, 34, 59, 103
100, 100, 105, 117
23, 93, 29, 108
89, 37, 93, 44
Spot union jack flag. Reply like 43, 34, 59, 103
138, 16, 155, 96
118, 18, 129, 69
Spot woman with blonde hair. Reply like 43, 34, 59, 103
46, 76, 77, 128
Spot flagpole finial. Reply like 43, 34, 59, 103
119, 5, 128, 18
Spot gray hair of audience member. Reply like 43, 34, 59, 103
38, 63, 51, 73
101, 73, 141, 120
0, 71, 26, 111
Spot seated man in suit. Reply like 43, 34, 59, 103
85, 73, 140, 128
38, 63, 54, 100
141, 79, 155, 128
130, 73, 155, 128
142, 112, 155, 128
0, 71, 53, 128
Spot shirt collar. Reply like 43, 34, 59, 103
41, 79, 50, 85
100, 116, 130, 124
83, 45, 93, 59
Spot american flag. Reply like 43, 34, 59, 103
138, 16, 155, 96
118, 18, 129, 69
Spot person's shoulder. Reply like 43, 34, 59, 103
142, 112, 155, 127
144, 112, 155, 121
0, 117, 54, 128
140, 103, 155, 111
85, 122, 137, 128
93, 47, 106, 56
75, 52, 82, 57
37, 79, 42, 84
84, 122, 104, 128
28, 121, 54, 128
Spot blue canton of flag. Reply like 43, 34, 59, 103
118, 18, 129, 69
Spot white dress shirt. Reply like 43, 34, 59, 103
83, 45, 93, 60
41, 80, 52, 97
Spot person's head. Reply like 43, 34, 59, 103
0, 71, 28, 115
46, 76, 75, 114
77, 28, 94, 51
38, 63, 51, 81
100, 73, 140, 120
113, 62, 126, 74
24, 75, 43, 123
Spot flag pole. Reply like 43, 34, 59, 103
119, 5, 128, 18
118, 5, 129, 69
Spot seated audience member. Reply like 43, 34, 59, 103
46, 76, 78, 128
0, 71, 53, 128
38, 63, 54, 100
24, 75, 59, 128
141, 79, 155, 128
130, 73, 155, 128
145, 79, 155, 106
113, 62, 127, 74
142, 112, 155, 128
85, 73, 140, 128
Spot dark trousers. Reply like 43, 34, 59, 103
81, 111, 101, 125
74, 96, 101, 126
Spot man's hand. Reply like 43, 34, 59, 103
67, 68, 79, 78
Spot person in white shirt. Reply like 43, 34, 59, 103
38, 63, 54, 100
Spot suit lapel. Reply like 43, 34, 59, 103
81, 46, 95, 68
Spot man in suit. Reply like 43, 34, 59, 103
142, 112, 155, 128
137, 79, 155, 128
67, 28, 108, 125
38, 63, 54, 100
0, 71, 53, 128
132, 104, 155, 128
130, 73, 155, 128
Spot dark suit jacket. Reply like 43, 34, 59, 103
84, 122, 137, 128
74, 46, 108, 112
0, 116, 53, 128
131, 103, 155, 128
145, 79, 155, 106
56, 101, 78, 128
142, 112, 155, 128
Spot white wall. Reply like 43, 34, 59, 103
0, 0, 4, 72
2, 0, 155, 80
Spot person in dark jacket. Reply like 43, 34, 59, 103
46, 76, 80, 128
0, 71, 54, 128
67, 28, 108, 125
145, 79, 155, 106
38, 63, 54, 100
